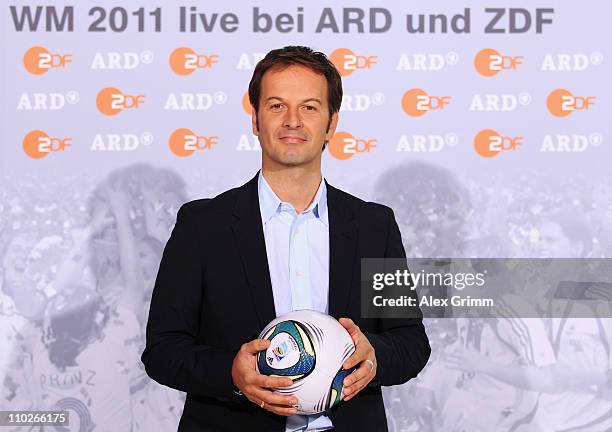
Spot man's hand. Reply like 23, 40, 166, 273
231, 339, 299, 416
339, 318, 377, 401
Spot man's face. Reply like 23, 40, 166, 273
252, 65, 338, 169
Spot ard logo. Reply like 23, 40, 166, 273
267, 356, 274, 366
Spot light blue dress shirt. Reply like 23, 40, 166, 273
258, 171, 334, 432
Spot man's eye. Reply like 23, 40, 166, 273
303, 105, 316, 111
270, 103, 283, 110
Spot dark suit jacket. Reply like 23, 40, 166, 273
142, 172, 430, 432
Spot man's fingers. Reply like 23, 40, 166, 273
342, 344, 368, 370
252, 374, 293, 389
339, 317, 359, 335
249, 386, 298, 408
343, 373, 371, 397
343, 362, 372, 388
343, 374, 369, 401
339, 317, 354, 326
342, 360, 375, 401
263, 403, 299, 417
339, 318, 364, 350
241, 338, 270, 355
343, 361, 375, 397
244, 395, 298, 417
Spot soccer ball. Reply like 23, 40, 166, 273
256, 309, 356, 414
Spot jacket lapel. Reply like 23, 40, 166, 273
231, 172, 277, 330
326, 183, 358, 319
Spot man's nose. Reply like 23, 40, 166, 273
283, 107, 303, 129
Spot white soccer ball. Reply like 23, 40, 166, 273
256, 309, 356, 414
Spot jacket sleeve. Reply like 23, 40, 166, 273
365, 207, 431, 386
141, 203, 241, 403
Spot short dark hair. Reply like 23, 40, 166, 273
248, 46, 343, 150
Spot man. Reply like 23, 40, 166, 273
142, 46, 430, 432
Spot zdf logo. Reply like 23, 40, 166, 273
23, 46, 72, 75
168, 128, 218, 157
547, 88, 596, 117
401, 89, 450, 117
328, 131, 376, 160
169, 47, 219, 75
329, 48, 378, 77
474, 48, 523, 77
474, 129, 522, 158
96, 87, 145, 116
23, 130, 71, 159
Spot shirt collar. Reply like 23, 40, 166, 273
258, 171, 328, 226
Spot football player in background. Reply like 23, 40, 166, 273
4, 178, 142, 431
445, 215, 612, 432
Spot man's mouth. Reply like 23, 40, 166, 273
279, 135, 307, 143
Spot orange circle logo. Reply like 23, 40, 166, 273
169, 128, 197, 157
474, 130, 522, 157
23, 131, 71, 158
169, 47, 197, 75
474, 129, 502, 158
328, 132, 377, 160
401, 89, 451, 116
328, 131, 355, 160
329, 48, 378, 77
474, 48, 501, 77
96, 87, 144, 116
96, 87, 123, 116
23, 46, 50, 75
330, 48, 356, 77
546, 88, 573, 117
23, 130, 50, 159
401, 88, 428, 117
168, 129, 218, 156
169, 47, 219, 75
474, 48, 522, 77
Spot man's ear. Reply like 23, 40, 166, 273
251, 107, 259, 136
325, 111, 339, 142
